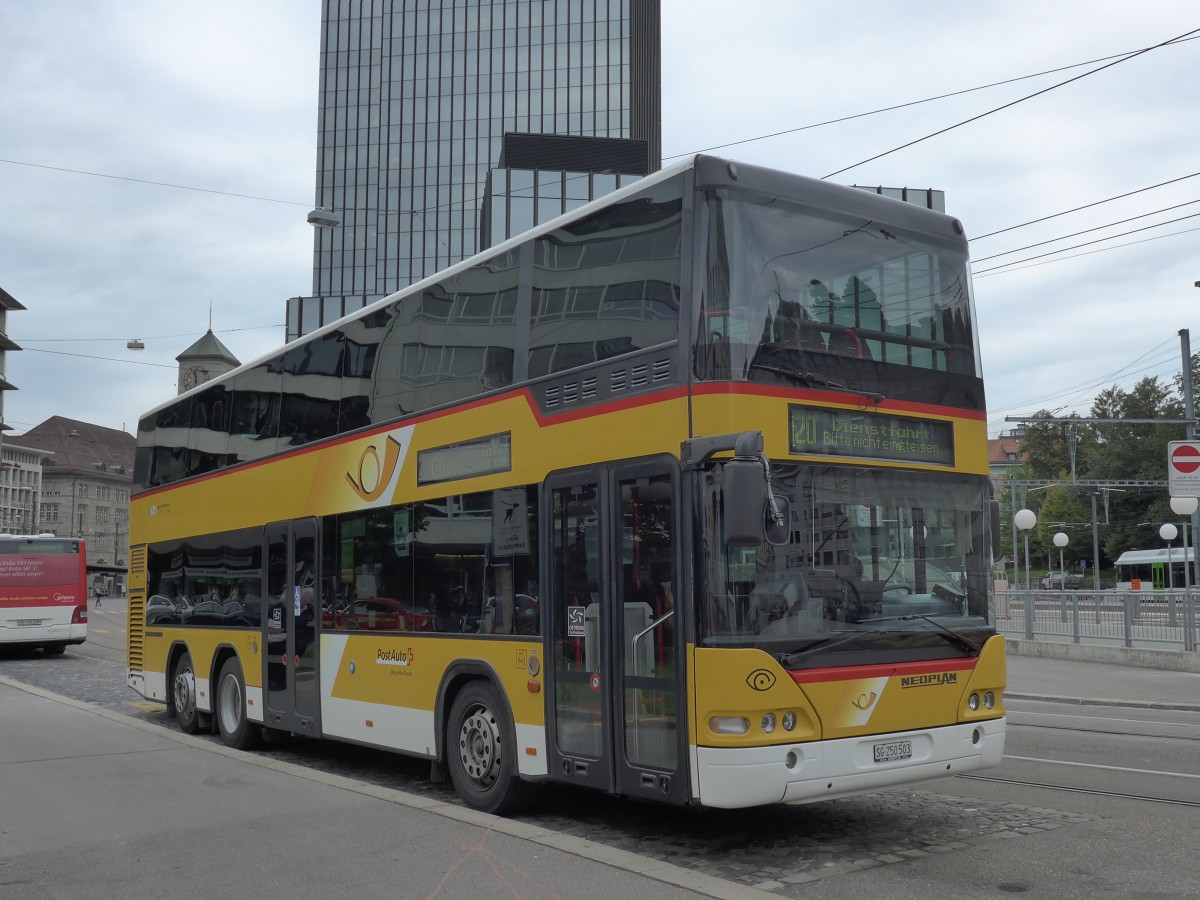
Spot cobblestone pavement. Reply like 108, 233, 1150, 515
1, 650, 1088, 895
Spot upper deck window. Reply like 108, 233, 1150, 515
697, 190, 981, 405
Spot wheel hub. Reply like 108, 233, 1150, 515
459, 707, 500, 786
174, 668, 195, 717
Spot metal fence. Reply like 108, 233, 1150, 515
995, 589, 1199, 651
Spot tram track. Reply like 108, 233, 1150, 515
958, 772, 1200, 808
1007, 709, 1200, 742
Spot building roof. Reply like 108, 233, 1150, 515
988, 435, 1025, 466
13, 417, 135, 477
0, 286, 28, 311
176, 329, 239, 366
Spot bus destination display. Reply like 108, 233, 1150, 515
789, 405, 954, 466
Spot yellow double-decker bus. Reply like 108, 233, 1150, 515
127, 155, 1005, 814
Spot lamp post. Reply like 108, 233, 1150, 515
1160, 523, 1178, 590
1053, 531, 1069, 582
1171, 496, 1198, 590
1015, 508, 1037, 590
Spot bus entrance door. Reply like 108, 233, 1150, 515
263, 520, 320, 737
545, 463, 686, 804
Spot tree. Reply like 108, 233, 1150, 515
1020, 411, 1095, 481
1082, 376, 1185, 561
1035, 485, 1091, 569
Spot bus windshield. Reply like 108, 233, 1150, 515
701, 465, 994, 663
698, 188, 982, 407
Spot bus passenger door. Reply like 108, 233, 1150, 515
545, 475, 614, 793
544, 463, 685, 803
610, 464, 685, 804
263, 519, 320, 737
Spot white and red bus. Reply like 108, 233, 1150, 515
0, 535, 88, 654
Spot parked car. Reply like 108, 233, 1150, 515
1041, 571, 1085, 590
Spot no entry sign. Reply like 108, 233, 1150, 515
1168, 441, 1200, 496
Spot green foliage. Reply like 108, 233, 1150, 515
1004, 367, 1196, 574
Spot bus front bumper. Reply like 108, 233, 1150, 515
693, 717, 1005, 808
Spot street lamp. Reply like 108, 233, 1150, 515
1053, 531, 1069, 581
307, 207, 341, 228
1160, 523, 1178, 590
1015, 508, 1037, 590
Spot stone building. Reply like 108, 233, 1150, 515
19, 417, 136, 592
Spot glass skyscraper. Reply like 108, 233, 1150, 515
288, 0, 662, 341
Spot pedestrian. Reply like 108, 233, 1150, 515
95, 586, 104, 609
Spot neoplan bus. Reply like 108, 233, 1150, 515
127, 155, 1006, 814
0, 535, 88, 653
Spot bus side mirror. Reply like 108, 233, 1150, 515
722, 458, 791, 547
723, 458, 766, 546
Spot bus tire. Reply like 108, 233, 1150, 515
43, 643, 67, 655
172, 651, 204, 734
446, 681, 539, 815
215, 656, 261, 751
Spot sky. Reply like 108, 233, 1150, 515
1, 1, 1197, 442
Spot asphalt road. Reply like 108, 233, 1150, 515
3, 601, 1199, 897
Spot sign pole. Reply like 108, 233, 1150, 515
1180, 329, 1199, 587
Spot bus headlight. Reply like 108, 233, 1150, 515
710, 716, 750, 735
968, 692, 980, 711
984, 691, 995, 709
782, 711, 797, 732
761, 713, 777, 733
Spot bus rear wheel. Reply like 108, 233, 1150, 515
172, 651, 204, 734
446, 681, 539, 815
216, 656, 261, 751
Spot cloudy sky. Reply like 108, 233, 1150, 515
1, 1, 1196, 442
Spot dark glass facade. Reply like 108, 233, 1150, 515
288, 0, 662, 341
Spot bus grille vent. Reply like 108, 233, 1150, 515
581, 376, 597, 400
630, 363, 650, 389
545, 386, 560, 408
562, 381, 579, 404
127, 593, 145, 671
129, 546, 147, 575
652, 357, 671, 381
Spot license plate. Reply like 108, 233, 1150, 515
14, 619, 43, 627
873, 739, 912, 763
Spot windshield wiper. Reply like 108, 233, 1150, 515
746, 361, 885, 403
778, 628, 885, 668
857, 613, 980, 655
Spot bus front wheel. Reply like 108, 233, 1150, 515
446, 681, 539, 815
215, 656, 261, 751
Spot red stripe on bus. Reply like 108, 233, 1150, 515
690, 381, 988, 421
787, 657, 978, 685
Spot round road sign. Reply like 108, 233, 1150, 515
1170, 444, 1200, 475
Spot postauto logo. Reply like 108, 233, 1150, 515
312, 425, 414, 512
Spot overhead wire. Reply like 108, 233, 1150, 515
971, 198, 1200, 263
972, 172, 1200, 240
662, 34, 1199, 162
4, 36, 1198, 238
972, 211, 1200, 274
821, 27, 1200, 179
24, 348, 175, 368
972, 224, 1200, 278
